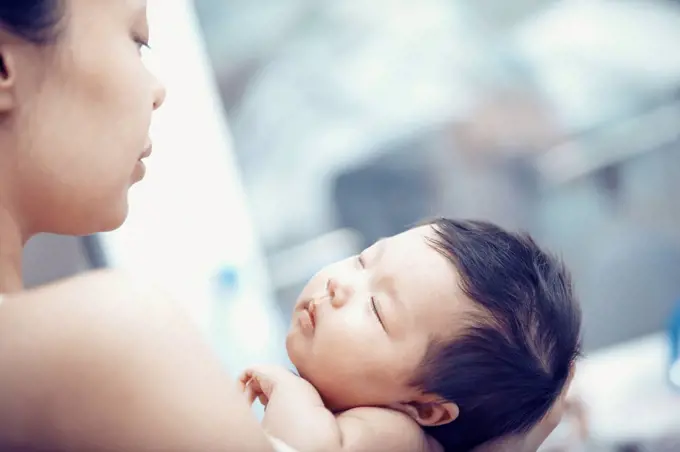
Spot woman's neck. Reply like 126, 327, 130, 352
0, 205, 24, 293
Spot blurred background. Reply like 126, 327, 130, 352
194, 0, 680, 352
23, 0, 680, 450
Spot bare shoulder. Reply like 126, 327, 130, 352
0, 269, 185, 374
337, 407, 443, 452
0, 269, 272, 452
1, 268, 179, 326
0, 269, 196, 382
0, 269, 194, 445
1, 269, 206, 376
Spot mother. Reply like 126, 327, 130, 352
0, 1, 566, 451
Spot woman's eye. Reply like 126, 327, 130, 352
133, 35, 151, 52
357, 254, 365, 268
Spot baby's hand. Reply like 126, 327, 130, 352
240, 365, 338, 451
238, 364, 305, 407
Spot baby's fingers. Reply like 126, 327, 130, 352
238, 370, 260, 406
244, 380, 259, 405
257, 391, 269, 407
238, 370, 253, 393
242, 373, 270, 406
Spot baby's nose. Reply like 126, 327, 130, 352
327, 277, 353, 307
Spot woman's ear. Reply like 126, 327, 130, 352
0, 45, 18, 112
391, 394, 459, 427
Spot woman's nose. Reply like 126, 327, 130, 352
151, 75, 167, 111
327, 277, 354, 308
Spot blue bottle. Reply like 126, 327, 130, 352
210, 266, 240, 362
669, 300, 680, 390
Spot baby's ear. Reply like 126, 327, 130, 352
392, 394, 459, 427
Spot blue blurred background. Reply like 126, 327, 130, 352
196, 0, 680, 352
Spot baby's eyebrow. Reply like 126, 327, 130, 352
372, 240, 407, 312
383, 275, 402, 307
372, 238, 388, 263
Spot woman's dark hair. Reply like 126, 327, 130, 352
0, 0, 64, 44
416, 218, 581, 451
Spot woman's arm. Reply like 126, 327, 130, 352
0, 270, 273, 452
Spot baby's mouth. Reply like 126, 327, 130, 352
305, 299, 317, 328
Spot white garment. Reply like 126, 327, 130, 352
268, 435, 299, 452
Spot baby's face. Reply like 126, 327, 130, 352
286, 225, 472, 411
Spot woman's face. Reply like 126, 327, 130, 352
0, 0, 165, 235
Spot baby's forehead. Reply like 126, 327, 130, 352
410, 287, 477, 336
396, 269, 475, 334
366, 227, 478, 331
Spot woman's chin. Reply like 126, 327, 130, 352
63, 201, 129, 236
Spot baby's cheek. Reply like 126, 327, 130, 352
392, 347, 425, 386
303, 259, 351, 292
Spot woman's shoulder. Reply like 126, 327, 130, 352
0, 270, 269, 451
4, 268, 168, 306
1, 269, 185, 332
0, 269, 197, 380
0, 268, 193, 394
2, 269, 153, 304
0, 270, 182, 445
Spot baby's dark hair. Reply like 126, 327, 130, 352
413, 218, 581, 451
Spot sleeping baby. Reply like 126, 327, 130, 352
240, 218, 581, 452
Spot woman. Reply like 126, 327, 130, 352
0, 1, 565, 450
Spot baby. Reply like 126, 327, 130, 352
240, 218, 581, 452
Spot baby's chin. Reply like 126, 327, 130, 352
306, 376, 361, 412
283, 359, 364, 412
285, 327, 305, 367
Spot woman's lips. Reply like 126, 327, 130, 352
140, 143, 153, 160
